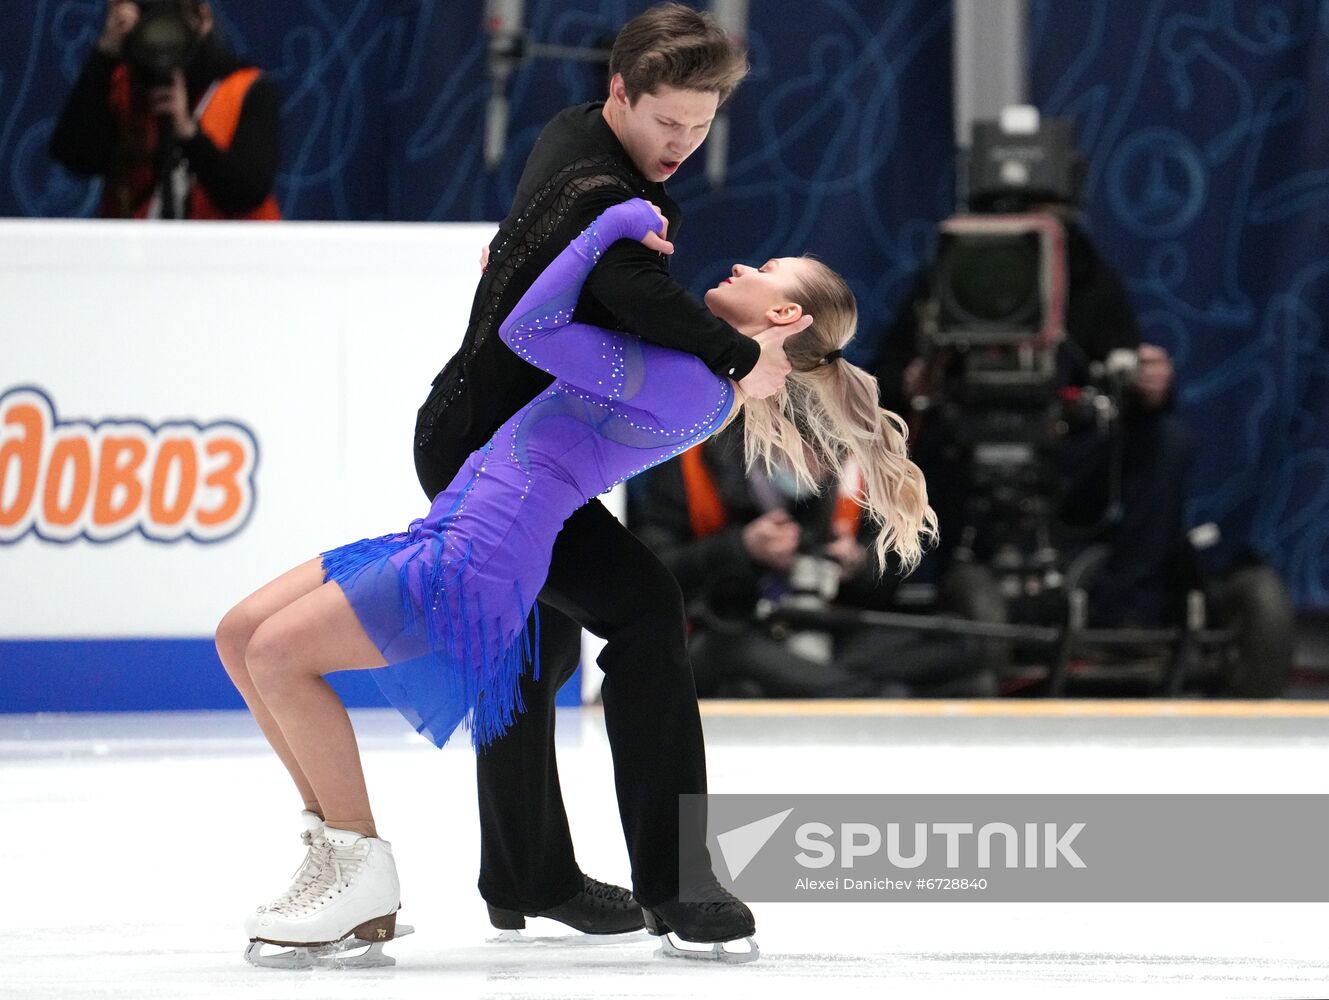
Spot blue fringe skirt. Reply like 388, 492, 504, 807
321, 522, 543, 751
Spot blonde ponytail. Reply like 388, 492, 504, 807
741, 260, 937, 573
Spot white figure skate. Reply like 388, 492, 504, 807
244, 810, 326, 937
244, 827, 409, 970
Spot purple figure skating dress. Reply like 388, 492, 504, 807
321, 200, 734, 749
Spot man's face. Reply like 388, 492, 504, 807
608, 77, 718, 183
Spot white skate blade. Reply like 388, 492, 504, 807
655, 932, 759, 964
244, 939, 320, 970
245, 923, 415, 970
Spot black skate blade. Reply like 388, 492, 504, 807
656, 932, 760, 964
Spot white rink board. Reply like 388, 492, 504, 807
0, 219, 498, 638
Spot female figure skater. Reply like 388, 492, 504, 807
215, 198, 935, 965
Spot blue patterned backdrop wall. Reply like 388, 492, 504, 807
8, 2, 1326, 608
0, 0, 954, 359
1031, 0, 1329, 609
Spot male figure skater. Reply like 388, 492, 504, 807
413, 4, 784, 953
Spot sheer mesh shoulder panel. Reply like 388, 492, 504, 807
416, 161, 641, 443
469, 167, 638, 364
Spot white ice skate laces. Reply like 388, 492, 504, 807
255, 811, 328, 915
269, 830, 371, 918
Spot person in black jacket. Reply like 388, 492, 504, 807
629, 419, 986, 697
49, 0, 280, 219
876, 210, 1191, 627
413, 5, 791, 950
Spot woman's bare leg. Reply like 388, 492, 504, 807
244, 580, 388, 838
215, 559, 327, 812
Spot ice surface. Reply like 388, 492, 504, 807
3, 705, 1328, 1000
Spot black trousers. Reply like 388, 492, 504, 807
416, 446, 710, 909
1058, 409, 1194, 623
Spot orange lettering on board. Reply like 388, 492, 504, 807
93, 435, 148, 528
197, 437, 246, 527
43, 436, 94, 527
0, 387, 258, 543
149, 437, 198, 527
0, 402, 44, 528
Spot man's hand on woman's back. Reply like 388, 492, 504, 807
737, 315, 813, 399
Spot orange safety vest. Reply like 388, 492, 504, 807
831, 459, 865, 539
680, 446, 729, 538
105, 65, 281, 221
679, 446, 864, 539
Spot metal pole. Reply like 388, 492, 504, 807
706, 0, 749, 189
953, 0, 1028, 148
484, 0, 525, 171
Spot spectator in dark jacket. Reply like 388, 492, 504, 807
50, 0, 280, 219
630, 418, 988, 696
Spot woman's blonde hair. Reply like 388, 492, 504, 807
740, 259, 937, 573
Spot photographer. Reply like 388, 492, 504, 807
629, 419, 983, 696
50, 0, 280, 220
877, 207, 1193, 628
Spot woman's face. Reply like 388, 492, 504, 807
704, 257, 809, 330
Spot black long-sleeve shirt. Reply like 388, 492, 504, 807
49, 36, 280, 216
416, 102, 761, 485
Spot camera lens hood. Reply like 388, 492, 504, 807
125, 1, 198, 83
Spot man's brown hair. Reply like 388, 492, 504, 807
609, 3, 749, 105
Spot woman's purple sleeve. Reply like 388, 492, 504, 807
497, 199, 664, 397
